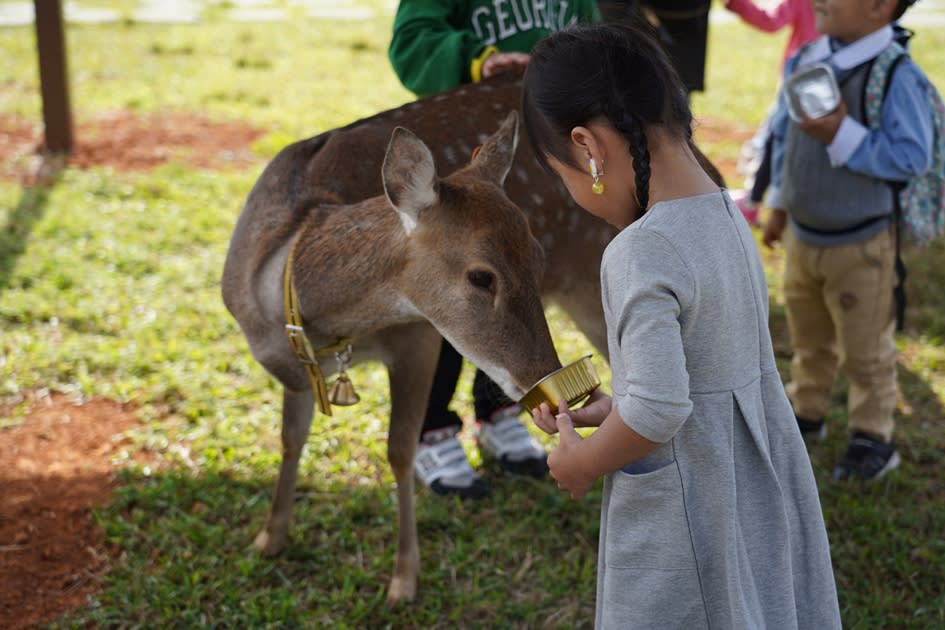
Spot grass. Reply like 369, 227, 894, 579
1, 2, 944, 627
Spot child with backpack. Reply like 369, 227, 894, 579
762, 0, 939, 481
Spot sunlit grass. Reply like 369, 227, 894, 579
1, 4, 944, 627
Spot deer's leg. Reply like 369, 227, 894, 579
254, 386, 315, 556
383, 326, 441, 604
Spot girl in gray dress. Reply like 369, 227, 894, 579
523, 22, 842, 629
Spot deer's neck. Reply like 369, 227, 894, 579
288, 198, 418, 339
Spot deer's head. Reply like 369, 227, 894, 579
382, 112, 562, 399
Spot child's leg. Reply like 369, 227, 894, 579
782, 230, 839, 421
826, 228, 898, 442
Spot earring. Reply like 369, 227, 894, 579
589, 158, 604, 195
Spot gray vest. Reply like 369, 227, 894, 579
781, 60, 893, 246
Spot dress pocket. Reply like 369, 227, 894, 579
600, 463, 707, 629
604, 461, 696, 570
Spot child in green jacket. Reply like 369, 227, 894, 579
387, 0, 600, 499
389, 0, 600, 98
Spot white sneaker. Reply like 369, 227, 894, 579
414, 426, 490, 499
475, 405, 549, 478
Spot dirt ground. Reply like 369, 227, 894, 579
0, 111, 265, 629
0, 110, 266, 184
0, 111, 747, 628
0, 393, 146, 629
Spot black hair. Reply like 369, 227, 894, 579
892, 0, 917, 22
522, 20, 692, 212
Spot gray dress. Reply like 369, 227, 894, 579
595, 191, 841, 629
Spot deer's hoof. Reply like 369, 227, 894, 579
386, 575, 417, 604
253, 529, 286, 557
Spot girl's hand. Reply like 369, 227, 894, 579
531, 389, 612, 434
568, 387, 612, 428
532, 401, 560, 435
549, 412, 596, 500
481, 51, 530, 79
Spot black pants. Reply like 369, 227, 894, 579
421, 339, 515, 435
750, 133, 774, 204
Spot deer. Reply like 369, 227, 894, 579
221, 111, 563, 603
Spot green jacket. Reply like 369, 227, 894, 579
389, 0, 600, 97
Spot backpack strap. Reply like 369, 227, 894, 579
863, 43, 909, 331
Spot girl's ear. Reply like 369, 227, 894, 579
570, 126, 604, 164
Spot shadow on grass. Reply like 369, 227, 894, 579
0, 155, 66, 293
53, 465, 598, 629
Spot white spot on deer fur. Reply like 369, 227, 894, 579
457, 88, 468, 97
399, 212, 418, 234
434, 94, 447, 102
394, 294, 423, 319
541, 233, 555, 251
516, 168, 529, 183
530, 193, 543, 206
443, 146, 458, 165
492, 102, 504, 110
447, 342, 521, 400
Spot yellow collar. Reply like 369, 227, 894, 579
283, 236, 354, 416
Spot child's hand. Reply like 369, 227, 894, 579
568, 388, 612, 428
532, 390, 612, 434
548, 412, 596, 500
533, 401, 561, 434
763, 209, 787, 248
798, 100, 848, 145
482, 51, 530, 79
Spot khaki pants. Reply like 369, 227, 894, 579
782, 227, 898, 442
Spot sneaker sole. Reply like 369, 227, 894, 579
871, 450, 901, 480
429, 478, 491, 500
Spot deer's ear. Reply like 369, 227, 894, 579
471, 110, 519, 187
383, 127, 439, 234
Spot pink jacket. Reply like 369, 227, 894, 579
725, 0, 818, 68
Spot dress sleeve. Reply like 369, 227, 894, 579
388, 0, 487, 97
602, 228, 695, 444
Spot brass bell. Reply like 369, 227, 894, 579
328, 372, 360, 406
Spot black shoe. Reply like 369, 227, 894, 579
832, 432, 901, 481
796, 415, 827, 442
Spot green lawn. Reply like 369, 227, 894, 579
1, 3, 944, 627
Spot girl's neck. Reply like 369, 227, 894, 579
646, 137, 720, 208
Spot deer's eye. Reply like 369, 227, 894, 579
467, 270, 495, 291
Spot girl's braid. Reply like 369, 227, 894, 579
609, 103, 651, 212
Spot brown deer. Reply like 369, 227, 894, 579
222, 111, 562, 603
